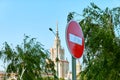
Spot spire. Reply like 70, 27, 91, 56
56, 21, 59, 38
53, 21, 61, 48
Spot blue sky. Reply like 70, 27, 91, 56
0, 0, 120, 71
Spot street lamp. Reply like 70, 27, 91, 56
49, 28, 56, 36
49, 28, 59, 78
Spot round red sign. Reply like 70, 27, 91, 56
66, 20, 84, 58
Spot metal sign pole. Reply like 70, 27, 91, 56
72, 56, 76, 80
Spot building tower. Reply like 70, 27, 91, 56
76, 60, 81, 79
76, 60, 81, 75
50, 23, 69, 79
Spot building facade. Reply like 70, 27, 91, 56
50, 25, 69, 79
76, 60, 81, 75
0, 71, 5, 80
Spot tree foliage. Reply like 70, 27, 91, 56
67, 12, 75, 23
0, 35, 57, 80
67, 3, 120, 80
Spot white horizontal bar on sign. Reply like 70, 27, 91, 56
69, 33, 82, 45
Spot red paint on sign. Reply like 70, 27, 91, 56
66, 20, 84, 58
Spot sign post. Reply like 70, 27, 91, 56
72, 56, 76, 80
66, 20, 84, 80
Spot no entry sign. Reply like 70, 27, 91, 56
66, 20, 84, 59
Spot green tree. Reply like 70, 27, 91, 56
0, 35, 57, 80
67, 3, 120, 80
67, 12, 75, 23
